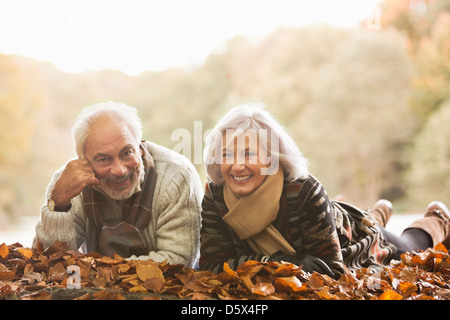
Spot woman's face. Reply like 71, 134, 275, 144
220, 129, 271, 197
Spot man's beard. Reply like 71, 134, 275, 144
97, 160, 145, 200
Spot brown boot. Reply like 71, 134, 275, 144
368, 199, 393, 228
406, 201, 450, 248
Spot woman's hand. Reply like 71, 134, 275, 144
270, 251, 336, 278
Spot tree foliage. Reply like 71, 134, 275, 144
382, 0, 450, 118
407, 100, 450, 205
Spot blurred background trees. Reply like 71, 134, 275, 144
0, 0, 449, 225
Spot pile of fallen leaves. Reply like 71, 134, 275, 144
1, 241, 449, 300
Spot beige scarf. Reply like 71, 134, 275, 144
223, 168, 296, 256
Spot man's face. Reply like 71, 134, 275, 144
84, 118, 144, 200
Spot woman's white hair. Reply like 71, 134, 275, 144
203, 103, 309, 185
72, 101, 143, 157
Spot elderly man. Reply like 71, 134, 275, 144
33, 102, 203, 267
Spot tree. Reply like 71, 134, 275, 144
0, 54, 45, 221
406, 100, 450, 206
381, 0, 450, 118
296, 28, 414, 206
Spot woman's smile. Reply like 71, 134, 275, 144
231, 174, 253, 183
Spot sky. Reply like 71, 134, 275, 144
0, 0, 382, 75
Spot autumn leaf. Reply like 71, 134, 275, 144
17, 248, 33, 259
240, 274, 255, 292
48, 262, 67, 281
434, 243, 448, 253
129, 284, 148, 293
93, 275, 107, 288
379, 290, 403, 300
251, 282, 275, 296
274, 263, 299, 276
398, 281, 417, 297
21, 272, 44, 285
275, 276, 304, 292
223, 262, 238, 278
97, 256, 122, 265
0, 263, 10, 273
0, 243, 9, 258
175, 271, 194, 284
0, 269, 16, 281
236, 260, 263, 277
0, 284, 13, 299
136, 262, 164, 282
43, 240, 68, 256
0, 262, 16, 281
118, 263, 131, 274
315, 287, 336, 300
308, 272, 325, 290
143, 278, 165, 292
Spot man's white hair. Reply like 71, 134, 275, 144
203, 103, 309, 185
72, 101, 143, 157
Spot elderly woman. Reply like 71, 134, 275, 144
199, 104, 450, 278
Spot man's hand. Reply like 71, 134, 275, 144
50, 159, 100, 208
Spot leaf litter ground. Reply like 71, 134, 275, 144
1, 241, 449, 300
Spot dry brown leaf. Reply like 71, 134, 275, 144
48, 262, 67, 281
0, 263, 9, 272
175, 272, 193, 284
97, 256, 122, 265
143, 278, 165, 292
44, 240, 68, 256
17, 248, 33, 259
275, 276, 304, 292
0, 269, 16, 281
223, 262, 238, 278
251, 282, 275, 296
136, 262, 164, 282
0, 284, 13, 299
21, 272, 44, 285
435, 243, 448, 253
308, 272, 325, 290
129, 284, 148, 293
0, 243, 9, 258
315, 287, 336, 300
379, 289, 403, 300
239, 274, 254, 292
21, 291, 52, 300
398, 281, 417, 297
118, 263, 130, 273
